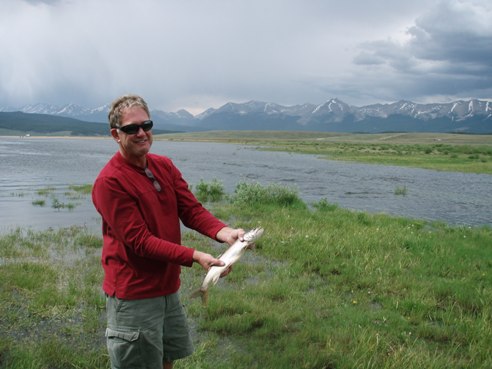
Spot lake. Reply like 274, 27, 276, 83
0, 136, 491, 234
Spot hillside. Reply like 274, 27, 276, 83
0, 112, 173, 136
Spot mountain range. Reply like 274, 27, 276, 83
1, 98, 491, 134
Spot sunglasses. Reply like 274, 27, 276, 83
116, 120, 153, 135
144, 167, 162, 192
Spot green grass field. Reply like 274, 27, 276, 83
1, 182, 490, 369
156, 131, 492, 174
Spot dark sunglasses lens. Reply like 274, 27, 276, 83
120, 120, 153, 134
141, 120, 153, 131
121, 125, 138, 134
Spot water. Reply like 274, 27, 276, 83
0, 137, 491, 234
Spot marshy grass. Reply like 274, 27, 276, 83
156, 131, 492, 174
36, 186, 56, 196
31, 184, 93, 211
184, 182, 492, 369
51, 197, 76, 211
1, 181, 491, 369
68, 184, 93, 195
394, 185, 408, 196
194, 179, 226, 202
0, 226, 106, 369
10, 192, 26, 197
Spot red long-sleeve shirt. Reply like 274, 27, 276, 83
92, 151, 226, 299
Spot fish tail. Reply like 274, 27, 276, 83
202, 290, 209, 306
190, 288, 202, 299
190, 288, 209, 306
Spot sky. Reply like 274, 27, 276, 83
1, 0, 491, 114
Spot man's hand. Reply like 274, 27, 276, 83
192, 250, 224, 271
216, 227, 245, 246
193, 227, 244, 276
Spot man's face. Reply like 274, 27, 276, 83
112, 106, 153, 164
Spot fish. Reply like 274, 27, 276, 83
191, 227, 264, 305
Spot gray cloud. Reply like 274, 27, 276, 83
23, 0, 61, 4
352, 0, 492, 103
0, 0, 490, 113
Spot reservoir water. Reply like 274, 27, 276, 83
0, 137, 491, 234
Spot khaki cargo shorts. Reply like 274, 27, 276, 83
105, 293, 194, 368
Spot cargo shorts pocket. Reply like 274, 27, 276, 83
106, 328, 142, 368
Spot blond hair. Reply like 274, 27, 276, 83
108, 94, 150, 128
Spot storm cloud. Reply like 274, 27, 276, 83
353, 0, 492, 102
1, 0, 490, 113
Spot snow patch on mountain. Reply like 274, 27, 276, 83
2, 98, 491, 132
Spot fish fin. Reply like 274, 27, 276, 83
247, 242, 256, 250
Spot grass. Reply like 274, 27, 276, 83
0, 226, 107, 368
156, 131, 492, 174
30, 184, 93, 211
1, 181, 490, 368
180, 183, 492, 369
68, 184, 93, 195
194, 179, 226, 203
36, 186, 55, 196
394, 186, 408, 196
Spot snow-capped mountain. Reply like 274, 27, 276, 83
2, 98, 491, 133
1, 103, 197, 131
358, 99, 492, 121
2, 103, 111, 123
195, 98, 492, 133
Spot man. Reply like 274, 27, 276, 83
92, 94, 244, 369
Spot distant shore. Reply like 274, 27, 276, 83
3, 131, 491, 174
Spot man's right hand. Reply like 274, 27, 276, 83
192, 250, 225, 271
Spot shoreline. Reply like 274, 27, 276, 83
0, 135, 111, 140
